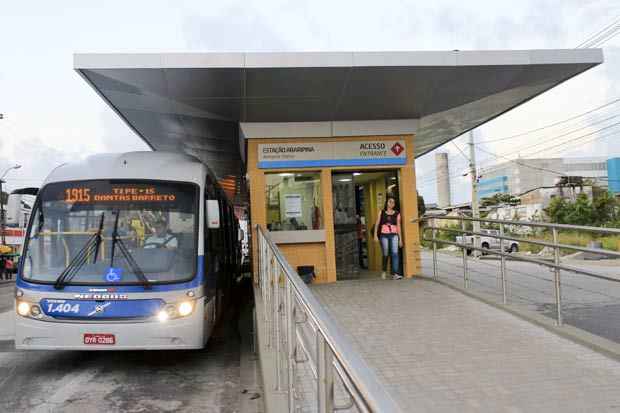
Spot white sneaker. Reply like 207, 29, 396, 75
381, 272, 387, 280
392, 274, 403, 280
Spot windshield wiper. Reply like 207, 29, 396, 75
109, 211, 151, 289
54, 213, 105, 290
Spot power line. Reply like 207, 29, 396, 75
479, 120, 620, 162
418, 109, 620, 192
477, 134, 619, 182
451, 141, 469, 162
476, 146, 567, 177
485, 113, 620, 156
476, 98, 620, 144
576, 16, 620, 48
418, 100, 620, 186
530, 127, 619, 160
422, 118, 620, 184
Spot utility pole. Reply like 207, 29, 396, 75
468, 130, 481, 257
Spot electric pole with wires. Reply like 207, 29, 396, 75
468, 130, 481, 257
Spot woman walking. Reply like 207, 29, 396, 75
373, 196, 403, 280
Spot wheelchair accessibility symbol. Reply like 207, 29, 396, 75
105, 267, 123, 282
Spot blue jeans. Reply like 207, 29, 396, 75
379, 234, 399, 274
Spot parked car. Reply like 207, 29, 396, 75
456, 229, 519, 255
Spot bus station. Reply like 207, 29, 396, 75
74, 49, 602, 283
4, 47, 620, 413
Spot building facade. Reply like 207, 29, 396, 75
478, 157, 609, 198
608, 158, 620, 194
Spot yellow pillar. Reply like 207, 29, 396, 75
399, 135, 421, 277
321, 169, 337, 282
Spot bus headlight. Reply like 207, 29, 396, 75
178, 301, 193, 317
157, 301, 194, 322
158, 304, 178, 322
30, 305, 41, 317
157, 310, 170, 322
17, 301, 31, 317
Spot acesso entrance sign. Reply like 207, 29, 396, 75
258, 140, 406, 168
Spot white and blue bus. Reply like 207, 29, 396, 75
15, 152, 241, 350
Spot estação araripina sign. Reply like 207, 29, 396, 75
258, 140, 407, 168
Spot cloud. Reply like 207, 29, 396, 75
98, 110, 150, 154
182, 4, 291, 51
1, 0, 619, 205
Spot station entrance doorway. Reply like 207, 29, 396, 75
332, 170, 400, 280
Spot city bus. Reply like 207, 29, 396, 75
14, 151, 241, 350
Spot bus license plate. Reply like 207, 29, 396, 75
83, 333, 116, 345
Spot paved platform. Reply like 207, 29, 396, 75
311, 278, 620, 412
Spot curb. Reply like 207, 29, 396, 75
420, 275, 620, 362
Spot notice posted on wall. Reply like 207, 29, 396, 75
284, 194, 302, 218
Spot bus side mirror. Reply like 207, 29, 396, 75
206, 200, 220, 229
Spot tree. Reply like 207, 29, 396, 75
565, 193, 595, 225
481, 193, 520, 207
544, 192, 618, 226
545, 196, 572, 224
0, 191, 7, 205
417, 192, 426, 216
593, 191, 618, 225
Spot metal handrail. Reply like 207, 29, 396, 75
426, 214, 620, 235
255, 225, 402, 413
418, 215, 620, 326
427, 236, 620, 283
430, 226, 620, 259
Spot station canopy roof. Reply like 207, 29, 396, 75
75, 50, 602, 178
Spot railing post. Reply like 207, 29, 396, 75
552, 227, 563, 326
461, 219, 469, 288
499, 223, 507, 304
266, 250, 273, 348
285, 278, 296, 412
262, 237, 271, 349
273, 260, 282, 390
317, 334, 334, 413
432, 218, 438, 278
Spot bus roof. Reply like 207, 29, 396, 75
44, 151, 209, 186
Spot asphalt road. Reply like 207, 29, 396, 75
0, 283, 258, 413
422, 250, 620, 343
0, 282, 13, 313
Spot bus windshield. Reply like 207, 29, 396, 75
22, 180, 198, 285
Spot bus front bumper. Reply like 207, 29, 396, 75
14, 299, 206, 350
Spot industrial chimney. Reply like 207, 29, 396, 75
435, 152, 451, 208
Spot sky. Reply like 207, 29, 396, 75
0, 0, 619, 204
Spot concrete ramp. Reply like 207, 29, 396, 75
311, 278, 620, 412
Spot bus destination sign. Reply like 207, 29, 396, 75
64, 186, 177, 203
